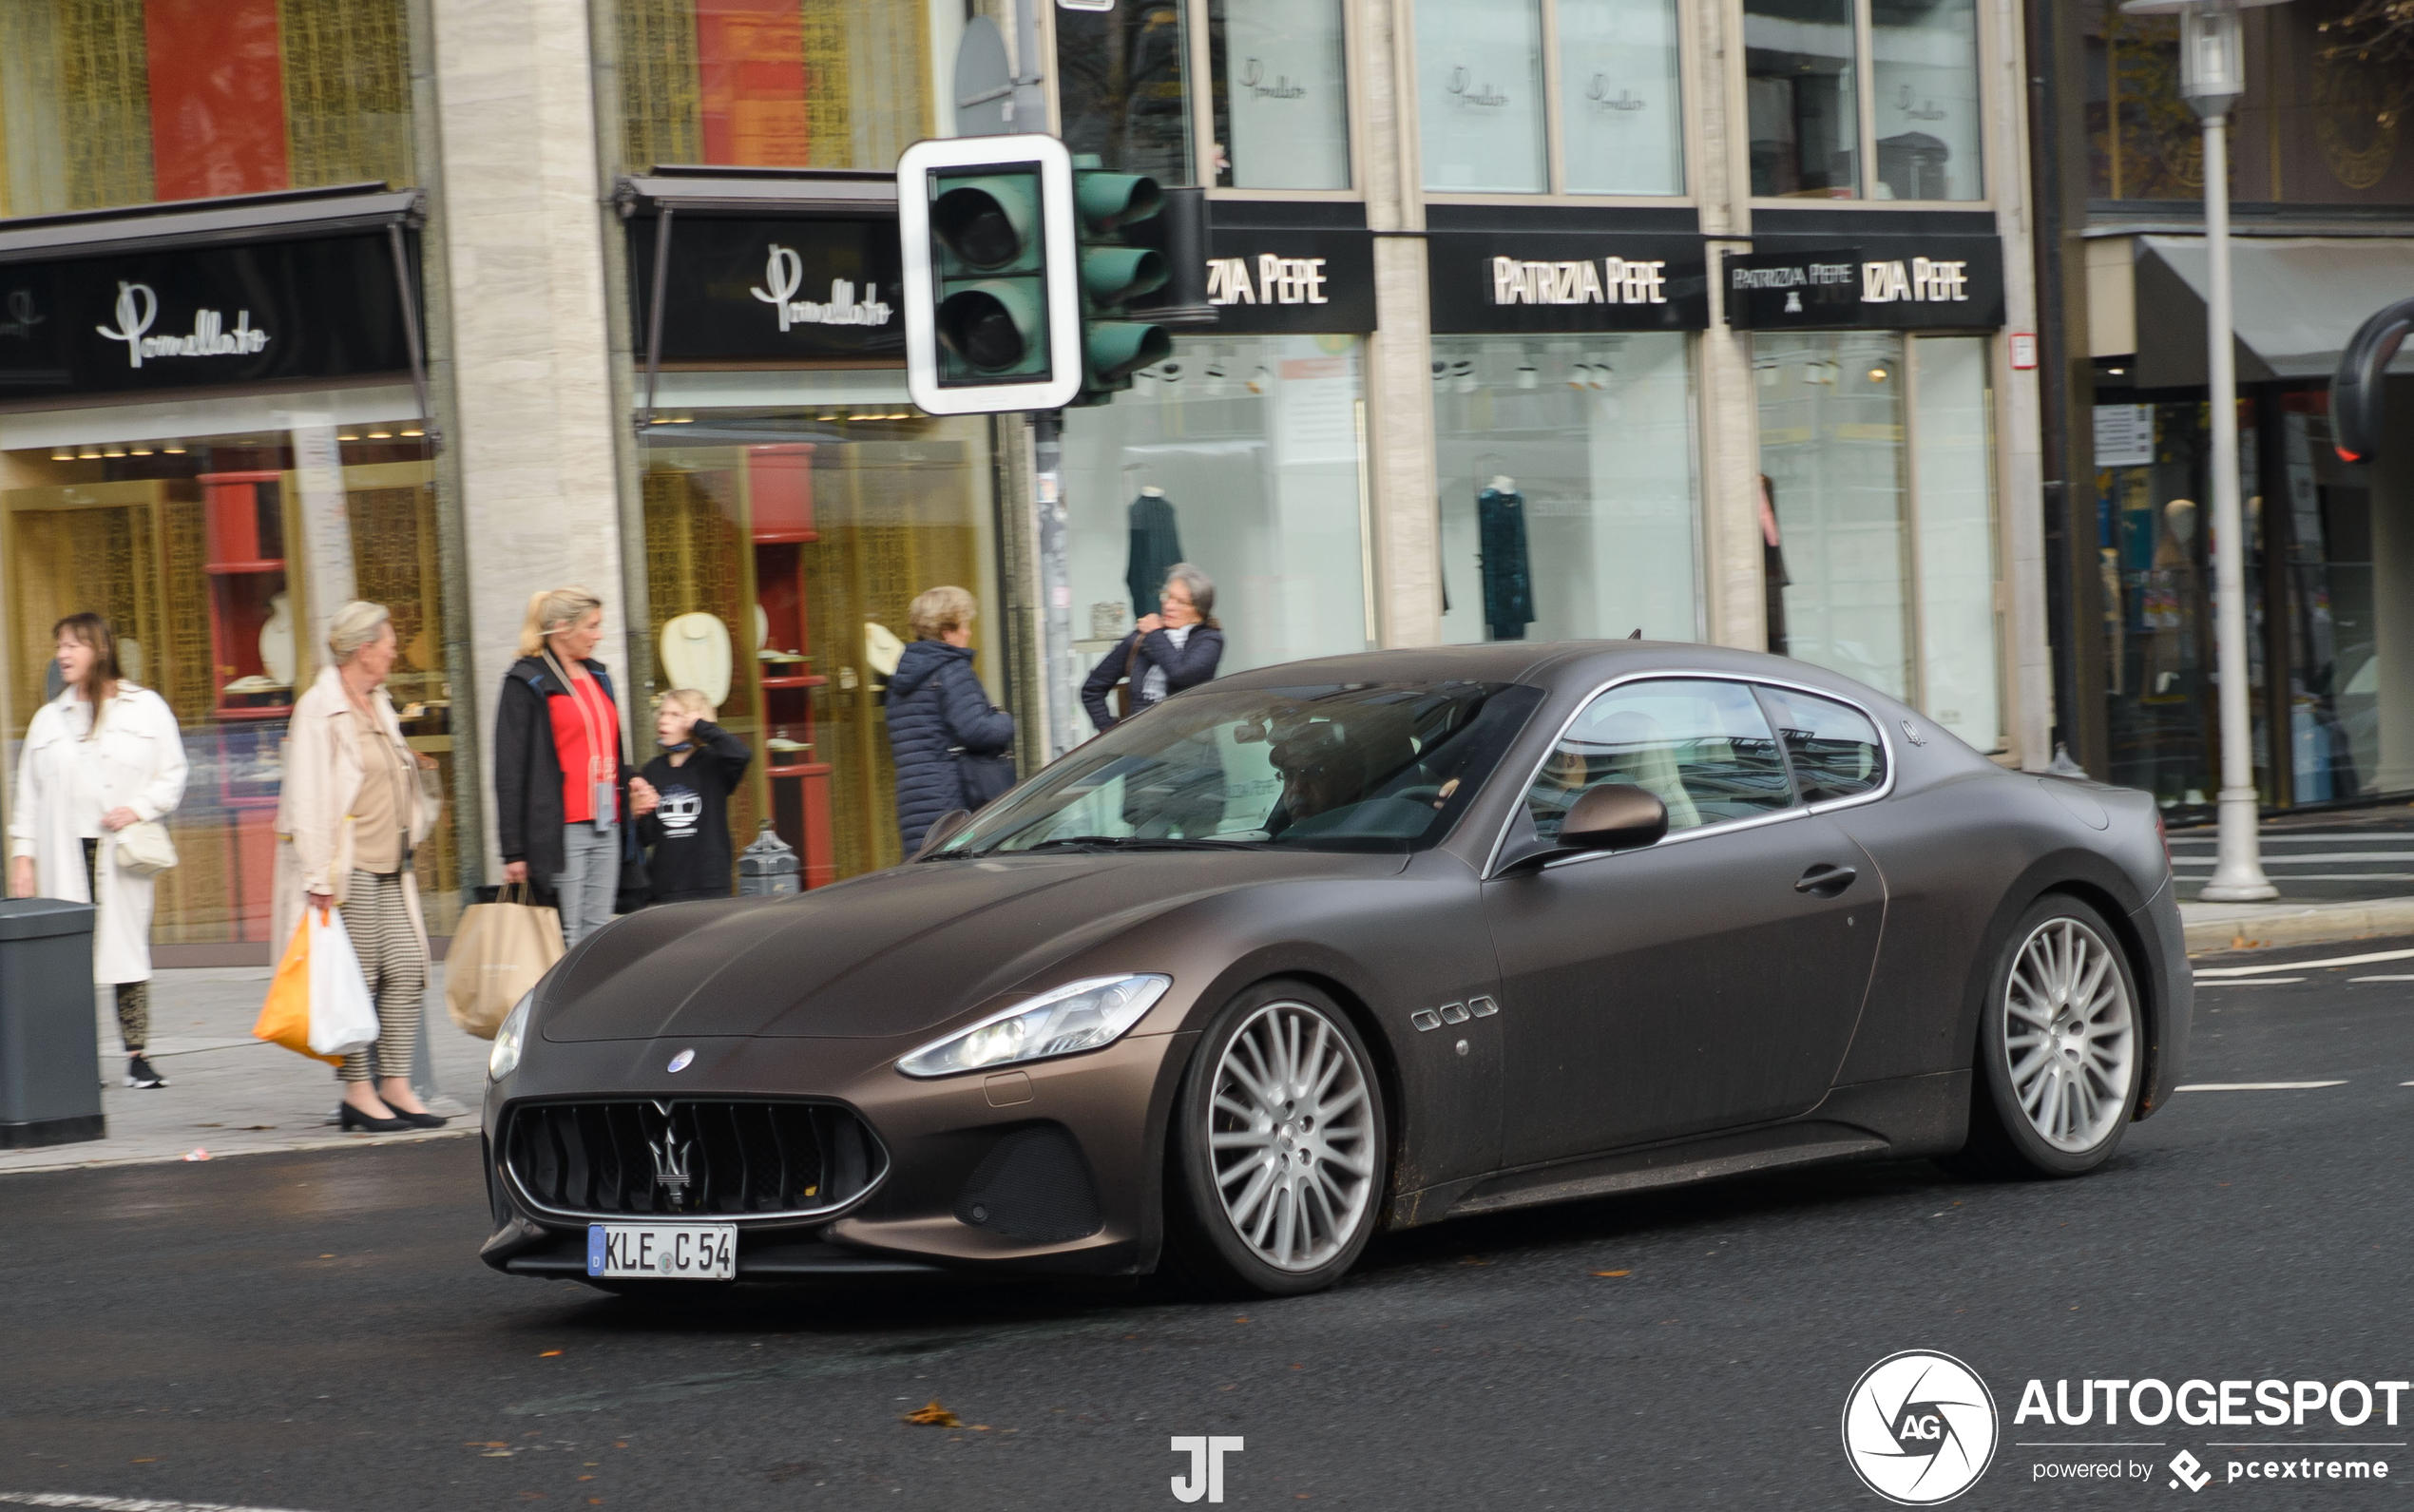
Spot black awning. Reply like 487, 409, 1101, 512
616, 167, 896, 220
0, 183, 422, 265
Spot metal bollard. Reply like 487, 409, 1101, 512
0, 899, 103, 1148
737, 822, 801, 897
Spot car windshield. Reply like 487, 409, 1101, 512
937, 680, 1542, 856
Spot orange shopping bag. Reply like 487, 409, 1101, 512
254, 909, 341, 1064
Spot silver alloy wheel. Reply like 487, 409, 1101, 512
2002, 915, 2136, 1153
1206, 1001, 1376, 1273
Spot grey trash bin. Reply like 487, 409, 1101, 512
0, 897, 102, 1149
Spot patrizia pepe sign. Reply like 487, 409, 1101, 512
1427, 230, 1709, 334
631, 216, 904, 362
1722, 239, 2004, 331
0, 233, 408, 398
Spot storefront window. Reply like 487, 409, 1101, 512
1433, 335, 1700, 644
0, 396, 457, 943
636, 383, 998, 884
2277, 392, 2383, 803
1872, 0, 1983, 201
1055, 0, 1196, 186
1756, 332, 2001, 746
1745, 0, 1861, 200
1415, 0, 1548, 194
612, 0, 931, 173
1558, 0, 1685, 197
0, 0, 415, 216
1209, 0, 1351, 190
2095, 399, 2267, 809
1059, 335, 1370, 701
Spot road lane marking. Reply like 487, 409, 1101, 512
0, 1487, 330, 1497
2196, 947, 2414, 978
2175, 1081, 2347, 1091
2196, 978, 2306, 986
2172, 852, 2414, 863
2352, 975, 2414, 983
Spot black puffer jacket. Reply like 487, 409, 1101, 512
886, 640, 1014, 854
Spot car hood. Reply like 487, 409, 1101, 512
537, 849, 1407, 1043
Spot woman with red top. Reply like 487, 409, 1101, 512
491, 587, 658, 946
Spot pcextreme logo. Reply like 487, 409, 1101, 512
1843, 1351, 2001, 1505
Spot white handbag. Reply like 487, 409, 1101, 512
115, 819, 179, 876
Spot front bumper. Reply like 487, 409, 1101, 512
480, 1027, 1198, 1279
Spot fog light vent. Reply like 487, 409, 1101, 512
952, 1123, 1103, 1243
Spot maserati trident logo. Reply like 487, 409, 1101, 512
649, 1122, 694, 1202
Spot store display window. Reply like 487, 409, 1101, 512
2273, 392, 2386, 803
1872, 0, 1983, 201
1558, 0, 1685, 197
1744, 0, 1860, 199
1431, 335, 1700, 645
0, 0, 415, 216
1059, 335, 1370, 704
1754, 332, 2003, 753
0, 395, 458, 943
1414, 0, 1548, 194
1055, 0, 1197, 186
636, 382, 999, 885
612, 0, 933, 173
1209, 0, 1351, 190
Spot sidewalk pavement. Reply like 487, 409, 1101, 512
2179, 894, 2414, 953
0, 965, 489, 1177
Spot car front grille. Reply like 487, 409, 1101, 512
502, 1099, 886, 1221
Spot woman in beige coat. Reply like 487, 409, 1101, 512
276, 602, 443, 1132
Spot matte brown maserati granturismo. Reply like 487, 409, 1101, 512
479, 641, 2188, 1298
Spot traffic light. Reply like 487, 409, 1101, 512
900, 135, 1082, 414
1069, 155, 1171, 406
2331, 296, 2414, 463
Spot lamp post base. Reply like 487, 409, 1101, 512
2198, 784, 2276, 902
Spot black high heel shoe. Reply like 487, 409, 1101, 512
387, 1108, 449, 1129
340, 1101, 411, 1133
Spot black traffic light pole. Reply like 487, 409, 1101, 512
1030, 409, 1080, 758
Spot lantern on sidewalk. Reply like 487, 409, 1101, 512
737, 821, 802, 897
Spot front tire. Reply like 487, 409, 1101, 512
1958, 895, 2143, 1178
1164, 981, 1388, 1296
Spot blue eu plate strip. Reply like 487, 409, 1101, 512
586, 1223, 605, 1275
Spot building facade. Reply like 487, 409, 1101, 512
2027, 0, 2414, 816
0, 0, 2049, 958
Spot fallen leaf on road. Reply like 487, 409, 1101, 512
182, 1148, 210, 1161
1592, 1270, 1631, 1277
131, 1458, 155, 1463
903, 1401, 961, 1427
540, 1349, 563, 1357
970, 1425, 991, 1431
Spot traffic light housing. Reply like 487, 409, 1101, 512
1069, 156, 1171, 406
900, 135, 1082, 414
2331, 296, 2414, 464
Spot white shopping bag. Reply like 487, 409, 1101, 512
304, 906, 380, 1058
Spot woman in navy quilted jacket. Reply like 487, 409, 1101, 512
886, 585, 1014, 855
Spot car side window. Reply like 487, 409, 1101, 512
1757, 685, 1887, 803
1524, 679, 1794, 839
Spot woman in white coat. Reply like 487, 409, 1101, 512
275, 602, 445, 1133
9, 613, 188, 1089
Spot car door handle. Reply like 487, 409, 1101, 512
1794, 864, 1857, 897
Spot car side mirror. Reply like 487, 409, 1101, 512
912, 809, 974, 861
1559, 784, 1668, 852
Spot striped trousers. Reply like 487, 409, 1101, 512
336, 870, 427, 1084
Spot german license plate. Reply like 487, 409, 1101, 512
586, 1223, 737, 1280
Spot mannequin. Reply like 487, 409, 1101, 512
2142, 497, 2200, 699
1477, 473, 1534, 641
1126, 484, 1184, 624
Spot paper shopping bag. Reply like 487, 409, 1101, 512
445, 885, 565, 1040
304, 906, 379, 1058
254, 912, 340, 1064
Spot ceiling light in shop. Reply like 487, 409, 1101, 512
338, 433, 360, 442
1867, 367, 1890, 384
102, 446, 126, 458
77, 448, 101, 460
130, 446, 153, 455
401, 428, 425, 437
368, 431, 393, 439
49, 450, 71, 462
163, 443, 186, 454
1516, 362, 1538, 390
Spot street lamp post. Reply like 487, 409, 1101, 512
2122, 0, 2285, 901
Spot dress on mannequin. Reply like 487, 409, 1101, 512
1126, 486, 1184, 620
1477, 475, 1535, 641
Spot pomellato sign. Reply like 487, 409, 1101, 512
630, 216, 904, 362
1722, 239, 2004, 331
0, 234, 411, 397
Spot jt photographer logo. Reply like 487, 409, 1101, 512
1842, 1351, 2000, 1505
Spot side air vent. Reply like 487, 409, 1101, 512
952, 1123, 1103, 1244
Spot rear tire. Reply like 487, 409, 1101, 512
1162, 981, 1388, 1297
1954, 894, 2143, 1179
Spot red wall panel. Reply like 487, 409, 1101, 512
145, 0, 290, 201
696, 0, 812, 167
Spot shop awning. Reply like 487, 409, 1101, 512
616, 167, 895, 218
0, 182, 421, 264
2132, 234, 2414, 388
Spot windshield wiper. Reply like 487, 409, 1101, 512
1018, 835, 1259, 853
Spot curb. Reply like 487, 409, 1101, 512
0, 1122, 479, 1177
2180, 895, 2414, 954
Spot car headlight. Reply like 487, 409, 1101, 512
897, 974, 1172, 1079
489, 992, 533, 1081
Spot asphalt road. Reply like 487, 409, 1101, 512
5, 940, 2412, 1512
2167, 809, 2414, 902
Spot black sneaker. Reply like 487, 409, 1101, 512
125, 1055, 168, 1088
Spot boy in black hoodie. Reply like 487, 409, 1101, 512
635, 689, 752, 902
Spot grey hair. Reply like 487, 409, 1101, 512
1164, 563, 1217, 629
327, 601, 393, 662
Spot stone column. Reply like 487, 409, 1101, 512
1692, 0, 1763, 651
1990, 0, 2052, 771
1357, 0, 1441, 648
425, 0, 628, 871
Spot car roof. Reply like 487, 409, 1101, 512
1210, 640, 1910, 714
